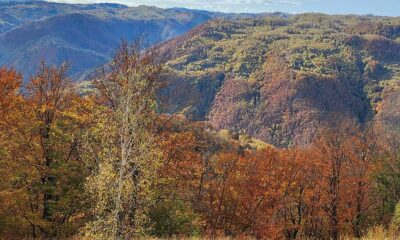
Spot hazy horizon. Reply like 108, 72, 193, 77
43, 0, 400, 16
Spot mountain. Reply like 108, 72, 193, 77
0, 1, 124, 33
0, 1, 271, 80
2, 2, 399, 147
156, 14, 400, 146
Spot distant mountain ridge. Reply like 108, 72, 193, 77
0, 1, 126, 32
0, 1, 276, 79
3, 1, 399, 147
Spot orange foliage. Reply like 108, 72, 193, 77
0, 65, 384, 239
0, 63, 95, 238
0, 67, 21, 114
157, 119, 381, 239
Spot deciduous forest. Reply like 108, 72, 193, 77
1, 40, 400, 240
0, 2, 400, 238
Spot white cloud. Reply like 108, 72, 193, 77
45, 0, 303, 12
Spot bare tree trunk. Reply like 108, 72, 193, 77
114, 94, 131, 239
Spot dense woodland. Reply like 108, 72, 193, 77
157, 14, 400, 147
1, 40, 400, 240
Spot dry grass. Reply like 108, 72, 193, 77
343, 226, 400, 240
138, 237, 255, 240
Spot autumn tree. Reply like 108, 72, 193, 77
0, 67, 21, 114
150, 118, 210, 237
148, 118, 382, 239
83, 41, 163, 239
195, 146, 288, 238
309, 120, 381, 239
0, 62, 92, 238
346, 127, 379, 237
0, 67, 21, 154
311, 121, 355, 240
0, 67, 23, 237
275, 149, 323, 240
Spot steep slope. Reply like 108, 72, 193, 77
0, 2, 271, 80
158, 14, 400, 146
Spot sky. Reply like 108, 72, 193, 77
47, 0, 400, 16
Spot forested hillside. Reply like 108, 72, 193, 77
1, 39, 400, 240
158, 14, 400, 146
0, 1, 270, 80
1, 4, 400, 240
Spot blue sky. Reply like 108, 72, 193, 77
47, 0, 400, 16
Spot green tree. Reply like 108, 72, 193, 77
375, 149, 400, 223
392, 202, 400, 227
83, 41, 163, 239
